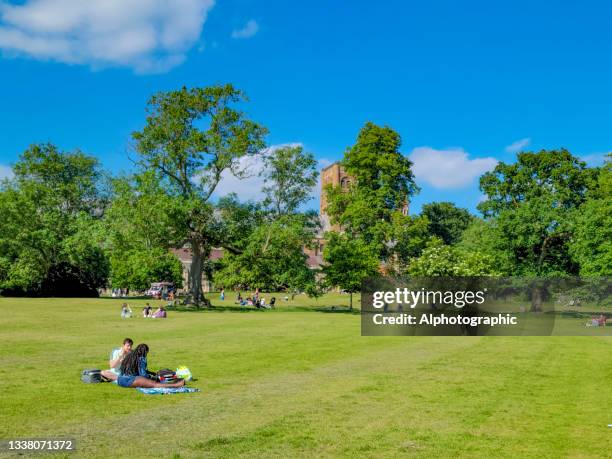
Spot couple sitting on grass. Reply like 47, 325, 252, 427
142, 303, 167, 318
101, 338, 185, 389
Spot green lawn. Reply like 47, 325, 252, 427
2, 295, 612, 458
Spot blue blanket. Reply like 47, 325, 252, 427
137, 387, 200, 395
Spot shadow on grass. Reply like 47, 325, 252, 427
167, 304, 360, 315
98, 295, 152, 300
556, 310, 610, 319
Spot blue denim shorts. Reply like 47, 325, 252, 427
117, 375, 137, 388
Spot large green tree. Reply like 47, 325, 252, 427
131, 85, 267, 305
569, 155, 612, 275
0, 144, 108, 296
478, 149, 594, 310
324, 122, 428, 271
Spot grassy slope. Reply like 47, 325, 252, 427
1, 296, 612, 458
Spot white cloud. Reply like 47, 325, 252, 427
213, 143, 303, 202
0, 164, 14, 180
214, 153, 267, 201
409, 147, 498, 189
504, 137, 531, 154
580, 152, 610, 167
0, 0, 215, 73
231, 19, 258, 39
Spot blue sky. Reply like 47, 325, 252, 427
0, 0, 610, 214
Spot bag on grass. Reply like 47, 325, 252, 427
81, 369, 102, 383
156, 368, 179, 383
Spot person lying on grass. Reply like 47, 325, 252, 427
117, 343, 185, 389
101, 337, 133, 382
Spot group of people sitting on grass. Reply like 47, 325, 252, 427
586, 314, 607, 327
233, 291, 276, 309
101, 338, 185, 389
121, 303, 167, 319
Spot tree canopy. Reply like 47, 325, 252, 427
261, 145, 318, 216
130, 84, 268, 304
0, 144, 108, 296
568, 156, 612, 275
420, 202, 474, 245
0, 87, 609, 303
478, 149, 592, 276
323, 122, 427, 270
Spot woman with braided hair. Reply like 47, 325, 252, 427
117, 343, 185, 389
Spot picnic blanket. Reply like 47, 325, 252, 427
137, 387, 200, 395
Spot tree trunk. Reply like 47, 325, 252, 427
187, 241, 205, 307
349, 292, 353, 311
530, 286, 543, 312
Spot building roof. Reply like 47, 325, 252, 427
171, 247, 224, 263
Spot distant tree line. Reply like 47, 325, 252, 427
0, 84, 609, 304
322, 123, 610, 310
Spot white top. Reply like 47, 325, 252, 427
109, 348, 123, 375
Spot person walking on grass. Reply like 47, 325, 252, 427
117, 344, 185, 389
101, 337, 133, 382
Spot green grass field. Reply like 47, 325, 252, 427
2, 295, 612, 458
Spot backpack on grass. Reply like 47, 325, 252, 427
156, 368, 179, 383
81, 369, 102, 383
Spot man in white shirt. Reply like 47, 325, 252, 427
101, 338, 133, 381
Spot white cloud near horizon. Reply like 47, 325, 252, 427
213, 143, 304, 202
409, 147, 498, 189
0, 164, 14, 180
214, 153, 267, 202
0, 0, 215, 73
504, 137, 531, 153
231, 19, 258, 39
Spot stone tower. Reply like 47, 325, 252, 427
319, 162, 409, 231
319, 162, 352, 233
